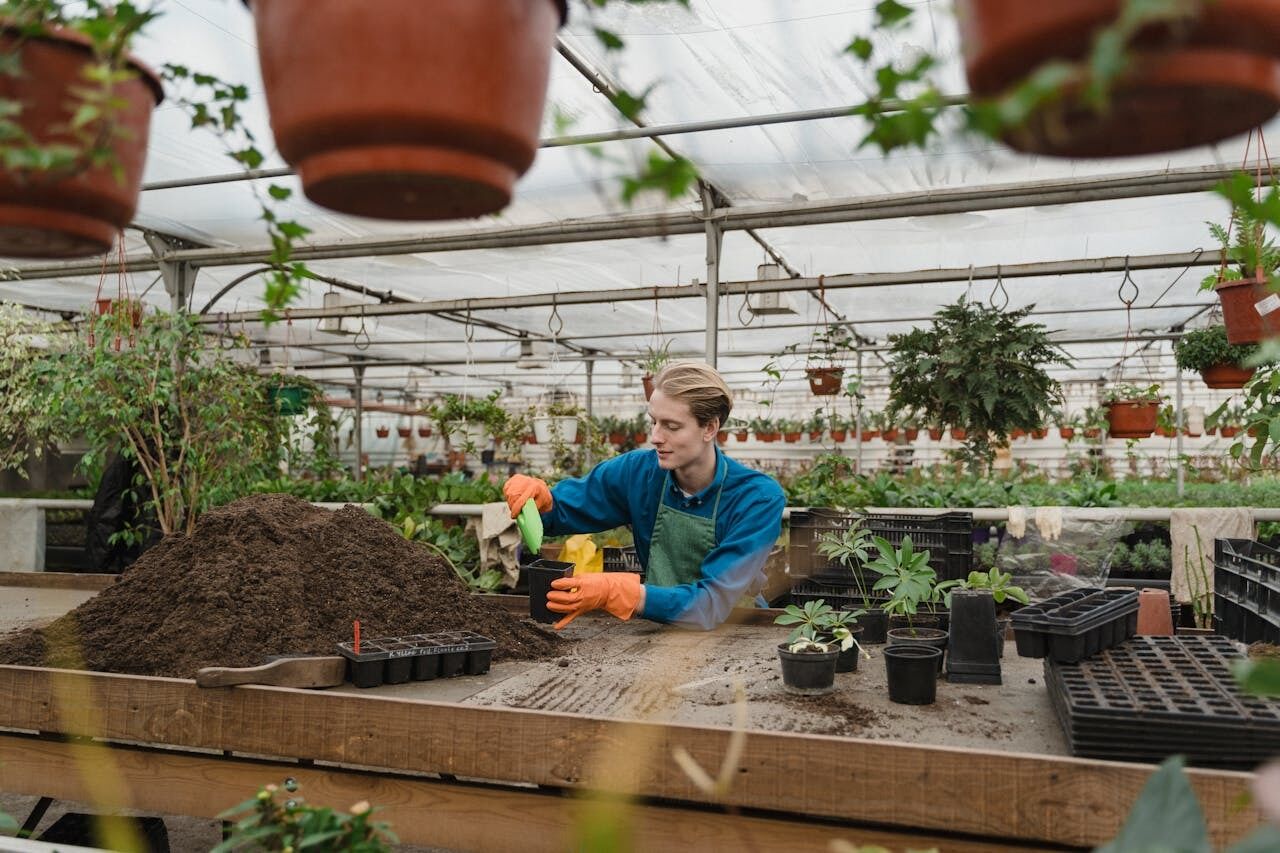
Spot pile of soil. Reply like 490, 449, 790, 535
0, 494, 558, 677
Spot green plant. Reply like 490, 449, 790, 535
426, 390, 508, 444
1101, 383, 1162, 404
816, 523, 875, 604
639, 341, 672, 375
1200, 193, 1280, 291
213, 781, 396, 853
400, 515, 502, 593
1174, 326, 1259, 372
885, 296, 1070, 472
805, 409, 827, 434
3, 309, 290, 536
864, 535, 957, 628
1217, 363, 1280, 468
1082, 405, 1109, 432
1157, 404, 1177, 432
774, 599, 836, 645
1108, 541, 1130, 573
954, 567, 1029, 608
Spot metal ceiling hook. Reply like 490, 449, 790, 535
989, 265, 1008, 311
1117, 256, 1139, 307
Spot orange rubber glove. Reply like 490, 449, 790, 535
546, 572, 644, 630
503, 474, 552, 519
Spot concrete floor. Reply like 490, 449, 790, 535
0, 584, 1068, 852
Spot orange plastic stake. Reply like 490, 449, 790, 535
354, 620, 361, 654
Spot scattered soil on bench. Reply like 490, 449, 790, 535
0, 494, 558, 677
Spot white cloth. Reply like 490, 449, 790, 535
1169, 508, 1255, 606
1006, 505, 1027, 539
466, 502, 523, 587
1034, 506, 1064, 542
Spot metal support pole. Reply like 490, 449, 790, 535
855, 349, 864, 476
143, 232, 199, 312
585, 360, 595, 469
701, 187, 723, 367
353, 364, 365, 483
1175, 364, 1185, 498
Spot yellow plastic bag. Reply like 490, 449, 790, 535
560, 534, 604, 575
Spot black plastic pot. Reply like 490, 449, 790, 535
888, 613, 946, 633
828, 626, 865, 673
996, 616, 1011, 659
887, 626, 948, 674
853, 608, 885, 645
777, 643, 839, 694
946, 589, 1002, 685
526, 559, 574, 624
884, 645, 942, 705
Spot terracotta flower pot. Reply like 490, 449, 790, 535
716, 430, 728, 444
633, 431, 648, 444
861, 430, 879, 442
1031, 428, 1048, 439
1200, 362, 1258, 388
642, 375, 655, 400
904, 428, 919, 441
0, 26, 163, 258
734, 430, 748, 441
397, 427, 411, 438
928, 428, 944, 441
882, 428, 899, 442
1136, 589, 1174, 636
783, 432, 801, 443
758, 432, 780, 443
1216, 274, 1280, 344
1059, 427, 1075, 439
805, 366, 843, 395
830, 429, 847, 442
248, 0, 566, 220
956, 0, 1280, 158
1156, 426, 1176, 438
418, 427, 431, 438
1010, 428, 1026, 440
375, 426, 390, 438
808, 431, 822, 441
1221, 425, 1240, 438
1084, 428, 1102, 439
1105, 400, 1158, 439
950, 428, 967, 440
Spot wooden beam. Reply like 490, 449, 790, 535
0, 572, 116, 591
0, 667, 1261, 848
0, 734, 1061, 853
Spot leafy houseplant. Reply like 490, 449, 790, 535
530, 398, 580, 446
214, 782, 396, 853
951, 568, 1029, 610
1082, 405, 1108, 439
639, 341, 672, 400
1200, 197, 1280, 345
1101, 383, 1162, 439
426, 390, 508, 453
1174, 325, 1259, 388
773, 599, 841, 693
804, 323, 854, 396
865, 534, 958, 635
1214, 363, 1280, 468
885, 297, 1070, 472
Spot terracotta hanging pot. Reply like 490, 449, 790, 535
927, 428, 944, 441
783, 431, 801, 443
375, 426, 390, 438
716, 431, 728, 444
247, 0, 566, 220
861, 430, 879, 442
1105, 400, 1159, 439
734, 429, 748, 441
830, 429, 848, 442
955, 0, 1280, 158
0, 25, 162, 258
418, 426, 432, 438
642, 375, 655, 400
1200, 363, 1257, 388
397, 426, 412, 438
1059, 427, 1076, 439
1031, 428, 1048, 439
805, 366, 843, 395
882, 428, 899, 442
1216, 274, 1280, 344
950, 428, 967, 441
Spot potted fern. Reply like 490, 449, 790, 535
1201, 203, 1280, 345
1174, 325, 1259, 389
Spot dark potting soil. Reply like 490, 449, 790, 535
0, 494, 559, 677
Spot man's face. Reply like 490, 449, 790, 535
647, 390, 716, 471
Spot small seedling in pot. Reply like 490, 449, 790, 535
864, 535, 959, 635
946, 567, 1030, 609
774, 599, 836, 647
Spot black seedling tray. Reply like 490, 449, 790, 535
1213, 538, 1280, 644
789, 509, 974, 582
1044, 636, 1280, 770
336, 631, 497, 689
1012, 588, 1138, 663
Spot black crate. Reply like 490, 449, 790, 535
1213, 538, 1280, 644
336, 631, 496, 689
789, 508, 973, 583
603, 546, 642, 574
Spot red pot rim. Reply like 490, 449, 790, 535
2, 21, 165, 105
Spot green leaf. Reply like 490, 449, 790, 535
593, 27, 624, 50
874, 0, 912, 28
845, 37, 873, 61
1234, 658, 1280, 696
1094, 757, 1211, 853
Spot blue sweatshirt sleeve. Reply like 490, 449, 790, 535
541, 452, 636, 536
641, 482, 785, 630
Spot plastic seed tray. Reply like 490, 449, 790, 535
603, 545, 643, 574
1012, 588, 1139, 663
1045, 636, 1280, 770
788, 509, 974, 583
336, 631, 496, 689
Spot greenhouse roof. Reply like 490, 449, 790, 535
2, 0, 1268, 409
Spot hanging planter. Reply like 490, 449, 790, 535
268, 384, 312, 417
1104, 399, 1159, 439
758, 431, 780, 443
246, 0, 567, 220
397, 424, 412, 438
734, 429, 749, 442
1059, 427, 1075, 440
950, 428, 967, 441
805, 366, 843, 396
783, 431, 801, 443
375, 424, 390, 439
642, 375, 656, 400
881, 428, 899, 442
1201, 363, 1257, 388
861, 429, 879, 442
531, 415, 578, 445
830, 428, 848, 442
0, 25, 163, 258
1216, 273, 1280, 344
956, 1, 1280, 158
418, 425, 432, 438
903, 427, 919, 442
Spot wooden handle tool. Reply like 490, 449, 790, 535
195, 655, 346, 689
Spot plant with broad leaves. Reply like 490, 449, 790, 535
1212, 363, 1280, 469
213, 781, 396, 853
774, 598, 835, 645
816, 523, 875, 605
950, 567, 1029, 609
885, 296, 1070, 474
864, 534, 959, 627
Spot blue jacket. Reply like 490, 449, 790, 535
542, 447, 785, 630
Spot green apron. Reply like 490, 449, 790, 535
646, 465, 726, 588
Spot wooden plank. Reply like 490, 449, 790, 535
0, 734, 1057, 853
0, 572, 116, 591
0, 666, 1262, 847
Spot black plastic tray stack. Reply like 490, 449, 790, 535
1214, 538, 1280, 644
789, 509, 974, 587
603, 545, 643, 574
1012, 588, 1139, 663
1044, 636, 1280, 770
336, 631, 497, 688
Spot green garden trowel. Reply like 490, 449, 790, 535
516, 498, 543, 555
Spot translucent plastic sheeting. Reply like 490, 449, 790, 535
991, 508, 1134, 600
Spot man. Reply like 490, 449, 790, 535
503, 361, 785, 630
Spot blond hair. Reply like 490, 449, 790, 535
652, 360, 732, 428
